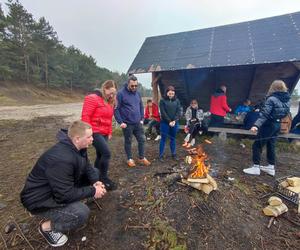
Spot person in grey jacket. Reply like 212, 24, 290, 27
243, 80, 290, 176
182, 99, 210, 148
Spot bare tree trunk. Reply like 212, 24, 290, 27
44, 53, 48, 89
24, 53, 29, 83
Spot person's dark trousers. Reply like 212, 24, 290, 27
122, 123, 145, 160
159, 121, 178, 157
252, 121, 280, 165
188, 121, 201, 142
92, 133, 111, 179
145, 119, 160, 135
209, 114, 224, 127
34, 201, 90, 232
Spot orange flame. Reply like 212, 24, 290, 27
188, 146, 210, 178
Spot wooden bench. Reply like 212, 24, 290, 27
207, 127, 300, 140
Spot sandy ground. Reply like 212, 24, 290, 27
0, 102, 82, 122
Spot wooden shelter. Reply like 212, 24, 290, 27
128, 12, 300, 110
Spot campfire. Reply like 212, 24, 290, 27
182, 144, 217, 194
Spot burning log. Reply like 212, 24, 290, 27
182, 145, 217, 195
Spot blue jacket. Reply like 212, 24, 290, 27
114, 83, 144, 124
254, 91, 291, 128
234, 105, 251, 115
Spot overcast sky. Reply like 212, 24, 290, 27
2, 0, 300, 88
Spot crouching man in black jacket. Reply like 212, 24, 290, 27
20, 120, 106, 247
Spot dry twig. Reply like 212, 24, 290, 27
93, 198, 102, 210
0, 232, 8, 250
9, 216, 34, 250
267, 217, 275, 229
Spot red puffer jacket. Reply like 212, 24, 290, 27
81, 94, 114, 135
210, 94, 231, 117
144, 102, 160, 122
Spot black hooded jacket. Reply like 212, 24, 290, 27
254, 91, 291, 128
20, 130, 97, 213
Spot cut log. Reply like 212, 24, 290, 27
187, 177, 209, 183
279, 180, 289, 188
287, 177, 300, 187
201, 183, 214, 194
206, 174, 218, 190
287, 186, 300, 193
263, 203, 288, 217
268, 196, 283, 206
181, 179, 202, 191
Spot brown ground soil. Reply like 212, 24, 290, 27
0, 115, 300, 250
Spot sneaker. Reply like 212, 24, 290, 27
127, 159, 136, 167
38, 223, 68, 247
138, 157, 151, 166
260, 165, 275, 176
158, 156, 164, 162
100, 178, 117, 191
154, 135, 161, 141
184, 133, 191, 142
243, 165, 260, 175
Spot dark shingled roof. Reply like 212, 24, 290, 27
128, 12, 300, 74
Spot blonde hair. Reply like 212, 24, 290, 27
267, 80, 288, 96
101, 80, 117, 106
68, 120, 91, 139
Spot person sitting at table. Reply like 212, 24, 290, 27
243, 105, 260, 130
234, 99, 252, 115
182, 99, 210, 148
290, 101, 300, 137
209, 85, 231, 127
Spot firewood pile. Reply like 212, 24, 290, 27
181, 144, 218, 195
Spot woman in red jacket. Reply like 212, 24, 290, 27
81, 80, 117, 191
209, 85, 231, 127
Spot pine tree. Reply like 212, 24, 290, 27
6, 0, 35, 82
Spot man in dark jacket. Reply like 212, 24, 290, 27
114, 75, 151, 167
243, 80, 291, 176
20, 121, 106, 247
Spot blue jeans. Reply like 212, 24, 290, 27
159, 121, 179, 157
252, 121, 280, 165
122, 123, 145, 160
35, 201, 90, 232
92, 133, 111, 179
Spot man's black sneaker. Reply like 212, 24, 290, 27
101, 178, 117, 191
38, 223, 68, 247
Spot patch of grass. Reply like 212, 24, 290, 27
112, 127, 123, 137
233, 179, 252, 196
148, 218, 187, 250
276, 140, 300, 153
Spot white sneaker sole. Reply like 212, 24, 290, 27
243, 170, 260, 175
38, 227, 68, 247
